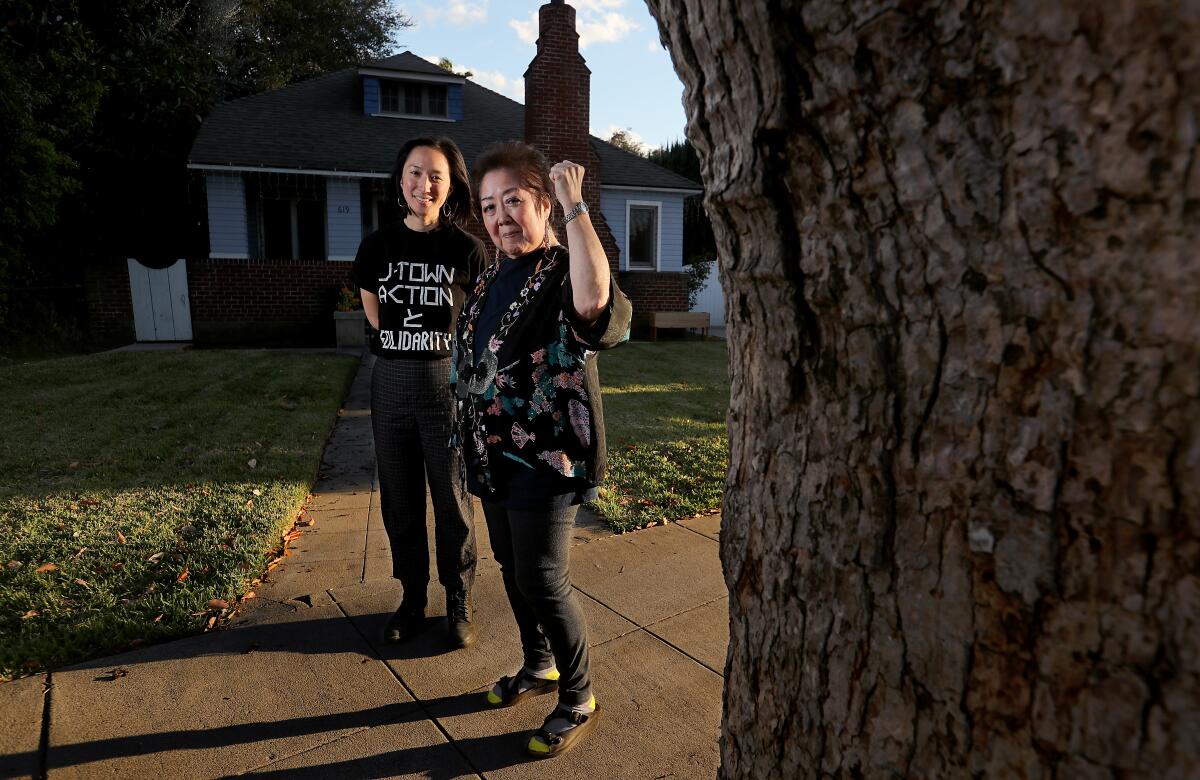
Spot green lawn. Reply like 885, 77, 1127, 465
0, 350, 358, 680
592, 338, 729, 532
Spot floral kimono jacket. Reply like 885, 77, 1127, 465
451, 246, 632, 501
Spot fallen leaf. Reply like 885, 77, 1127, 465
190, 610, 208, 616
111, 562, 124, 571
245, 499, 254, 508
208, 598, 229, 611
69, 461, 79, 469
35, 563, 58, 574
247, 458, 258, 469
96, 668, 129, 681
205, 616, 217, 630
21, 610, 38, 619
6, 560, 22, 570
153, 614, 164, 622
116, 530, 127, 545
79, 498, 99, 507
252, 488, 262, 497
241, 591, 256, 601
176, 567, 189, 583
147, 552, 165, 564
73, 547, 88, 559
73, 578, 89, 586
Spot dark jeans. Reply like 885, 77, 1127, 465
482, 499, 592, 707
372, 357, 476, 608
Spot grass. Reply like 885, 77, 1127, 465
0, 350, 359, 680
592, 338, 729, 532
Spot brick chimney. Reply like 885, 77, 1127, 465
524, 0, 620, 270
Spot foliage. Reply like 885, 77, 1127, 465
436, 56, 472, 77
607, 128, 645, 156
213, 0, 412, 98
647, 138, 701, 180
334, 286, 362, 311
591, 340, 729, 532
0, 350, 358, 678
685, 259, 713, 310
0, 0, 413, 351
648, 139, 717, 265
0, 0, 103, 338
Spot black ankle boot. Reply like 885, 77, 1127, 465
446, 589, 476, 649
382, 602, 426, 644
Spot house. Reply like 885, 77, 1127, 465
85, 0, 702, 345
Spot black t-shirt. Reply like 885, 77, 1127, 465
353, 221, 486, 359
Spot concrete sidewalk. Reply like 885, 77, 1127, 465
1, 354, 729, 779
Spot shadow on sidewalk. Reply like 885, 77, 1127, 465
23, 692, 509, 778
55, 611, 462, 676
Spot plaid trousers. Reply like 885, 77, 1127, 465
371, 356, 476, 605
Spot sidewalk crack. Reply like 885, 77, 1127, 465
36, 672, 52, 780
329, 593, 485, 779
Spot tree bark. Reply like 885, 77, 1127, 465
645, 1, 1199, 776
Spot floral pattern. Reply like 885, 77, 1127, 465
451, 247, 612, 495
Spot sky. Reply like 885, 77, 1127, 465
390, 0, 689, 152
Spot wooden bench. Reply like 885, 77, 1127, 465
649, 311, 710, 341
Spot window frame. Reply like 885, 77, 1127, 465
377, 80, 450, 120
624, 200, 662, 272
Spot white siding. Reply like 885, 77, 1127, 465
326, 177, 361, 260
599, 188, 687, 273
205, 174, 248, 258
691, 260, 726, 337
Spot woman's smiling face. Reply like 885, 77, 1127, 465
400, 145, 451, 224
478, 167, 551, 258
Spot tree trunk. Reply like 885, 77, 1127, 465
645, 1, 1199, 776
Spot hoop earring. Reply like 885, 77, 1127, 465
542, 224, 550, 251
396, 196, 408, 216
443, 203, 452, 219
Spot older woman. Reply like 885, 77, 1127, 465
452, 141, 631, 758
355, 136, 486, 650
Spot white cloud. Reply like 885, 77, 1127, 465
509, 11, 538, 45
578, 11, 639, 48
415, 1, 487, 26
600, 123, 644, 146
445, 1, 486, 25
468, 68, 525, 102
509, 3, 639, 50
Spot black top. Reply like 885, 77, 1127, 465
452, 246, 632, 509
353, 220, 486, 359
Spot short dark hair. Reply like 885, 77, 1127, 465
387, 136, 473, 225
473, 141, 555, 214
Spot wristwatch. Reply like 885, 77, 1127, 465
563, 201, 589, 224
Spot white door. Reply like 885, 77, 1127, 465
127, 258, 193, 341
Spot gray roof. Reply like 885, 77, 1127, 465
189, 55, 701, 192
366, 51, 458, 77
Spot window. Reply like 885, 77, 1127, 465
360, 179, 397, 238
258, 199, 325, 260
379, 80, 449, 117
246, 174, 326, 260
626, 202, 660, 270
